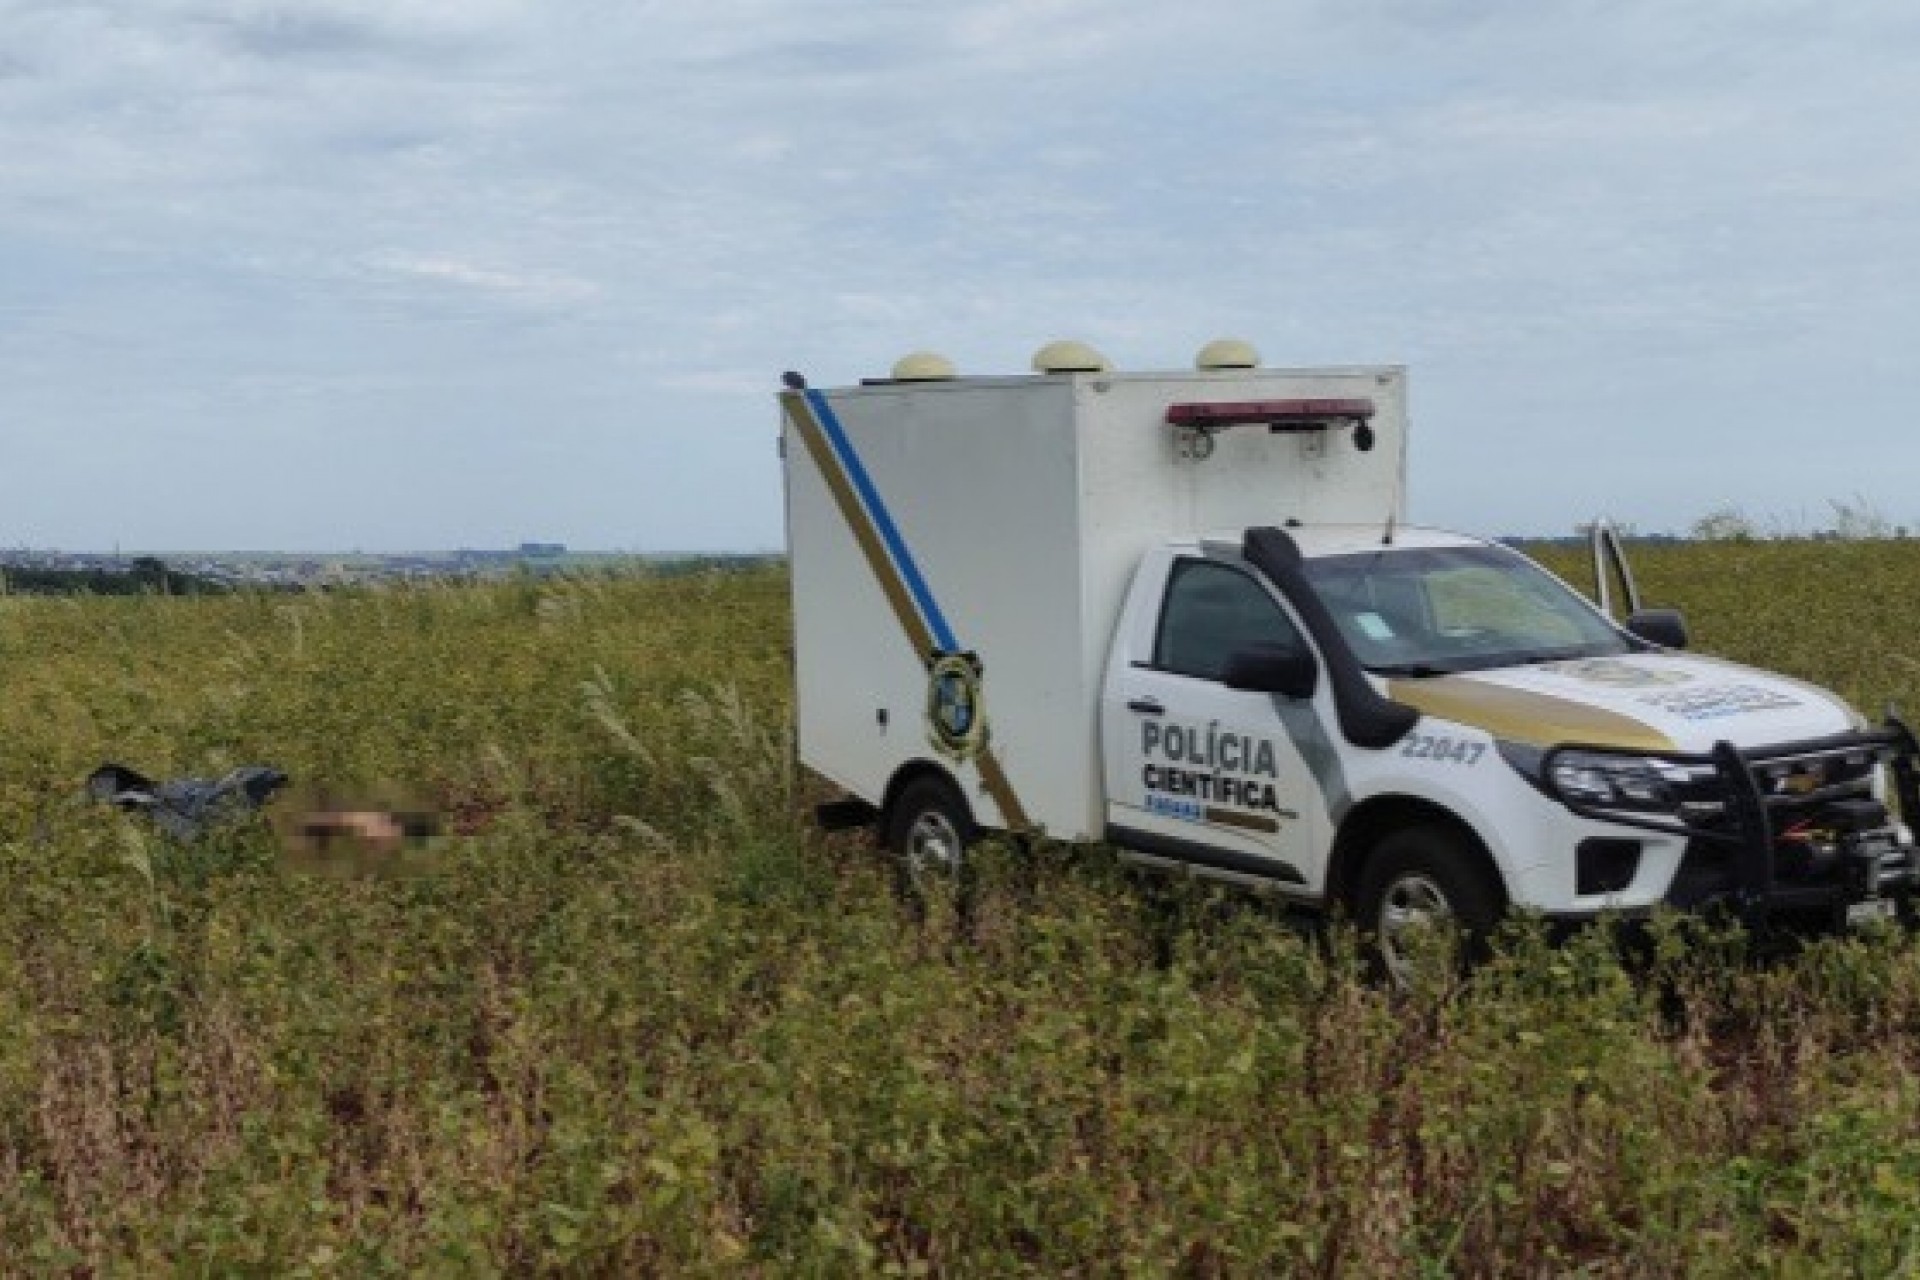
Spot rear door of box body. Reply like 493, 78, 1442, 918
784, 378, 1098, 838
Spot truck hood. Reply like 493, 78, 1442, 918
1387, 653, 1863, 754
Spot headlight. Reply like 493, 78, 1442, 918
1544, 749, 1702, 813
1500, 742, 1724, 820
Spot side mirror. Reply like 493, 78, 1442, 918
1626, 607, 1689, 650
1223, 644, 1319, 698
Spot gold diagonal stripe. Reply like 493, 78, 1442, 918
1388, 677, 1677, 751
1205, 807, 1279, 834
784, 392, 1033, 831
784, 394, 935, 659
974, 744, 1031, 830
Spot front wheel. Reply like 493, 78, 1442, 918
884, 775, 978, 906
1353, 825, 1505, 989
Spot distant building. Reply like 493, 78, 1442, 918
518, 542, 567, 558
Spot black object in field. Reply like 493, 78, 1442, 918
87, 762, 289, 841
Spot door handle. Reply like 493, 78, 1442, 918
1127, 698, 1165, 715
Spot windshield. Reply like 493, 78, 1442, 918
1300, 544, 1634, 676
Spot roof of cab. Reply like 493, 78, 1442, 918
1195, 524, 1493, 560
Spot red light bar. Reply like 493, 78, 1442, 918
1166, 398, 1376, 429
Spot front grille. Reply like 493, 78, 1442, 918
1748, 741, 1880, 810
1665, 733, 1906, 909
1662, 741, 1879, 826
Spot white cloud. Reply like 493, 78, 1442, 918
363, 252, 600, 304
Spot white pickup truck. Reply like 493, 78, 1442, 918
780, 341, 1920, 976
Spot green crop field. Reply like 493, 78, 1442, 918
6, 544, 1920, 1275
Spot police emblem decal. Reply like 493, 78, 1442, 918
926, 651, 989, 760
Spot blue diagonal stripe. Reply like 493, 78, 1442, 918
804, 389, 959, 654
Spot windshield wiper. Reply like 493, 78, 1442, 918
1385, 648, 1599, 676
1509, 647, 1607, 666
1367, 661, 1456, 678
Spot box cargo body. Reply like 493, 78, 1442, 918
782, 367, 1407, 841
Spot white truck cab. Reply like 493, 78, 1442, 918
780, 342, 1920, 973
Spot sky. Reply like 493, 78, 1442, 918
4, 0, 1920, 552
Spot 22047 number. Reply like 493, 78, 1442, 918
1401, 733, 1486, 766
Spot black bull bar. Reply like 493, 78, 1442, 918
1544, 718, 1920, 923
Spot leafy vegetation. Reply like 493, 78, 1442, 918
5, 544, 1920, 1274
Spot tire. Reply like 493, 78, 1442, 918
1353, 824, 1506, 989
884, 775, 979, 906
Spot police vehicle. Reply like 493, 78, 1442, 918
781, 340, 1920, 979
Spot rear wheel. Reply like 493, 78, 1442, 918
1354, 825, 1505, 989
884, 775, 978, 907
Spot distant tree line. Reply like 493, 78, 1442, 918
1687, 495, 1907, 543
0, 557, 227, 597
1543, 497, 1914, 544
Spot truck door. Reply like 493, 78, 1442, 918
1101, 555, 1329, 889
